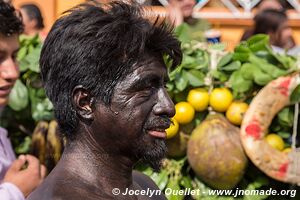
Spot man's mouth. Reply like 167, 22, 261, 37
147, 130, 166, 139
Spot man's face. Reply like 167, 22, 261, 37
0, 34, 19, 107
92, 57, 175, 170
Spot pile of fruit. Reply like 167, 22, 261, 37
141, 29, 300, 200
167, 85, 293, 156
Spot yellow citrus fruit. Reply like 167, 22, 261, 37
187, 88, 209, 112
265, 134, 285, 151
283, 148, 292, 153
226, 101, 249, 125
174, 102, 195, 124
209, 88, 233, 112
166, 118, 179, 139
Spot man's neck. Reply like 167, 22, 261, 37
56, 137, 136, 197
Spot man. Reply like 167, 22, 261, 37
28, 1, 182, 200
0, 0, 46, 199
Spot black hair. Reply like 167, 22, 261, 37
253, 9, 287, 34
0, 0, 23, 36
21, 4, 44, 29
40, 1, 182, 140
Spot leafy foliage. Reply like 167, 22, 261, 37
160, 25, 300, 199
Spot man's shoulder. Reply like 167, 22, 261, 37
132, 170, 166, 200
132, 170, 157, 189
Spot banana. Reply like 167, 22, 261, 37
46, 120, 62, 171
241, 73, 300, 185
31, 121, 48, 164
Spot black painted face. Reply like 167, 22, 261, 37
92, 57, 175, 170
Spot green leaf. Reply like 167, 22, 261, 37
165, 178, 183, 200
221, 61, 241, 71
277, 131, 291, 139
174, 91, 188, 103
31, 98, 54, 121
156, 170, 169, 190
233, 43, 251, 62
169, 66, 182, 81
181, 55, 197, 69
290, 85, 300, 104
8, 80, 29, 111
179, 176, 192, 189
26, 48, 41, 72
270, 51, 296, 70
184, 69, 205, 87
166, 82, 174, 92
208, 43, 226, 51
277, 107, 294, 127
217, 53, 233, 69
18, 59, 30, 72
175, 23, 191, 43
232, 52, 250, 62
240, 63, 260, 80
229, 70, 253, 94
243, 176, 269, 200
253, 71, 273, 86
175, 71, 188, 91
249, 54, 286, 78
15, 136, 31, 154
247, 34, 269, 52
164, 54, 174, 69
211, 70, 228, 82
17, 46, 27, 61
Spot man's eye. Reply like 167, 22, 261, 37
138, 90, 152, 98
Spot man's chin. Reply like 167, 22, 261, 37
137, 138, 167, 172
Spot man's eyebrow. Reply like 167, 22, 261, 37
130, 73, 162, 89
136, 73, 161, 83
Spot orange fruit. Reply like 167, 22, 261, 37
187, 88, 209, 112
226, 101, 249, 125
174, 102, 195, 124
265, 134, 285, 151
282, 148, 292, 153
209, 88, 233, 112
166, 118, 179, 139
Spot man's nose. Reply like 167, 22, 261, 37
153, 88, 175, 118
0, 59, 20, 82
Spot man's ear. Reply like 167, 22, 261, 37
72, 85, 95, 121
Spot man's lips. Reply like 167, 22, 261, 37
148, 130, 166, 139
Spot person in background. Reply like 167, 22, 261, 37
152, 0, 210, 42
257, 0, 283, 13
0, 1, 46, 199
241, 0, 283, 41
19, 4, 46, 40
241, 0, 296, 50
242, 9, 295, 50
